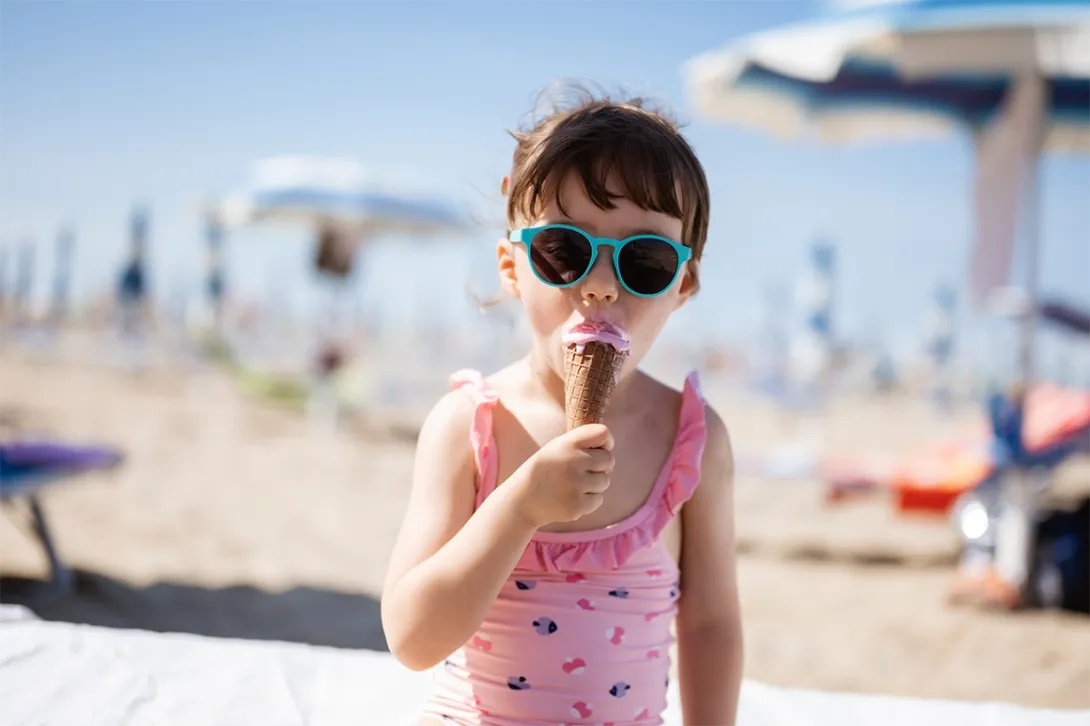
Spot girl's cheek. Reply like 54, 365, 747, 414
522, 286, 571, 336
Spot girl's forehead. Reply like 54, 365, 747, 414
540, 175, 683, 236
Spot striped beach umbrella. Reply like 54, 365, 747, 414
683, 0, 1089, 150
683, 0, 1090, 384
806, 241, 836, 347
791, 240, 837, 386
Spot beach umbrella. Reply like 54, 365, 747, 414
790, 240, 837, 387
213, 156, 471, 278
212, 156, 471, 285
209, 156, 474, 384
682, 0, 1090, 384
218, 184, 470, 237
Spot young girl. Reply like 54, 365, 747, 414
382, 87, 743, 726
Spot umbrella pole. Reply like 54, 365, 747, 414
1017, 161, 1038, 388
994, 72, 1048, 608
1017, 73, 1047, 391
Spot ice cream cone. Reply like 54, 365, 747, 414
564, 341, 627, 431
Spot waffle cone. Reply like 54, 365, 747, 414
564, 342, 627, 431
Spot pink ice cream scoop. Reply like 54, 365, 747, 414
561, 320, 630, 431
561, 320, 630, 354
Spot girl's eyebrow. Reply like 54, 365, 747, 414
621, 227, 672, 238
547, 218, 672, 240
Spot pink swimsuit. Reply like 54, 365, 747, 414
422, 369, 708, 726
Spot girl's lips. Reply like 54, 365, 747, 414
561, 320, 630, 353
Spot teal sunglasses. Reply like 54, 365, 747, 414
508, 224, 691, 298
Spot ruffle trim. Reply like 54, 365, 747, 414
450, 369, 708, 573
518, 371, 707, 573
449, 369, 500, 508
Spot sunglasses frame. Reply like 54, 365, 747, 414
508, 224, 692, 299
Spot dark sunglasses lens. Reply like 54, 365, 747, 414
617, 237, 681, 295
529, 228, 592, 286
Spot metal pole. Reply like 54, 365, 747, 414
1018, 159, 1040, 390
994, 71, 1048, 607
52, 226, 74, 321
1017, 72, 1046, 391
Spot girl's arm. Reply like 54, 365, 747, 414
381, 389, 539, 671
677, 406, 744, 725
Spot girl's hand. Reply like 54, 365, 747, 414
512, 424, 614, 527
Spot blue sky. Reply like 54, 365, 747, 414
2, 1, 1088, 368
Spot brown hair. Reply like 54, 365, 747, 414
506, 82, 711, 292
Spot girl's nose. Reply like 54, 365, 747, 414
580, 249, 618, 304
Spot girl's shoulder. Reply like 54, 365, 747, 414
636, 370, 730, 482
630, 369, 713, 422
416, 381, 482, 459
475, 361, 530, 398
416, 366, 513, 462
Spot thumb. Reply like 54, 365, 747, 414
567, 423, 613, 451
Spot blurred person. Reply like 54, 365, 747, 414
116, 249, 149, 338
314, 224, 356, 278
306, 337, 348, 429
382, 84, 742, 726
304, 225, 360, 428
116, 205, 154, 345
982, 380, 1077, 484
987, 380, 1027, 470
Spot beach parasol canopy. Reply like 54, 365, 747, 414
682, 0, 1089, 150
682, 0, 1090, 381
213, 156, 472, 237
211, 156, 473, 279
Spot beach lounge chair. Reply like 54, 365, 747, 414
823, 384, 1090, 515
0, 441, 124, 593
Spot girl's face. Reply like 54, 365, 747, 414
498, 172, 696, 380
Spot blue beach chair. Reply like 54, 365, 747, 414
0, 442, 124, 593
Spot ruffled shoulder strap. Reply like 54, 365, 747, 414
662, 370, 709, 516
449, 369, 500, 507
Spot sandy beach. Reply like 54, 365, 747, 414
1, 338, 1088, 710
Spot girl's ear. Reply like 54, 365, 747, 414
497, 238, 521, 299
674, 265, 698, 309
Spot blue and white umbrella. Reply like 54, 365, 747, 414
214, 156, 471, 237
682, 0, 1090, 382
683, 0, 1089, 150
